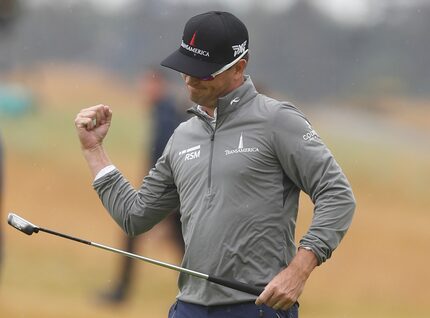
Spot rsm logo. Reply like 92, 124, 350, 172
185, 150, 200, 161
179, 145, 201, 162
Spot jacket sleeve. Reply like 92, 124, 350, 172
269, 104, 356, 265
93, 135, 180, 236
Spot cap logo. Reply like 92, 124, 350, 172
189, 32, 197, 46
232, 40, 247, 57
181, 41, 210, 57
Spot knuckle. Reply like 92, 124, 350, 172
279, 290, 289, 297
272, 286, 283, 295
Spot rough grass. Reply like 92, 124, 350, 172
1, 64, 429, 317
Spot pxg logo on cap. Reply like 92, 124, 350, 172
161, 11, 249, 79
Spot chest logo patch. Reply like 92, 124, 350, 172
179, 145, 201, 161
225, 133, 259, 156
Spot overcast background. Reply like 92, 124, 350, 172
1, 1, 429, 318
1, 0, 429, 101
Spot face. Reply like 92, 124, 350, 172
182, 60, 246, 108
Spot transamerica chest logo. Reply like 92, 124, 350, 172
225, 133, 259, 156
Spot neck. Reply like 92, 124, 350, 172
201, 106, 215, 117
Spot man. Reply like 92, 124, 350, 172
75, 11, 355, 318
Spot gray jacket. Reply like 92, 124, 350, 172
93, 76, 356, 305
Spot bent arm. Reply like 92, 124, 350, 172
256, 104, 356, 310
75, 104, 179, 235
93, 136, 180, 236
271, 104, 356, 264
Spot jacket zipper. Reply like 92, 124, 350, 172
207, 132, 215, 195
187, 108, 216, 196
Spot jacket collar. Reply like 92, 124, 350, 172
216, 75, 258, 118
188, 75, 258, 120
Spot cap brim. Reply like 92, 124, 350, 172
161, 50, 223, 78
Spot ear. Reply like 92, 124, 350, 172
233, 59, 247, 79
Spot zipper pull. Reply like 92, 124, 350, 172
259, 308, 264, 317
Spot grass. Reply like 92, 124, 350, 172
1, 64, 430, 317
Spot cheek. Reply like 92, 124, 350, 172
214, 80, 233, 96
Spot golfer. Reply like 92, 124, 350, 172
75, 11, 355, 318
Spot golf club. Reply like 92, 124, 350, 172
7, 212, 263, 296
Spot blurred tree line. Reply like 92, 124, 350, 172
0, 0, 429, 101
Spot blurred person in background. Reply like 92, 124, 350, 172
99, 67, 186, 304
0, 0, 16, 277
75, 11, 355, 318
0, 132, 3, 273
0, 0, 18, 30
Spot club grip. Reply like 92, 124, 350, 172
207, 275, 264, 296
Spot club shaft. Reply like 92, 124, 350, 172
39, 227, 91, 245
91, 242, 209, 280
14, 216, 262, 296
39, 227, 208, 279
92, 242, 262, 295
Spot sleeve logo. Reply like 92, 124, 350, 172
302, 122, 320, 141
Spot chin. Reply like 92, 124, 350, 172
189, 94, 205, 105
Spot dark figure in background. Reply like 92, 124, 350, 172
99, 68, 185, 304
0, 133, 3, 273
0, 0, 18, 30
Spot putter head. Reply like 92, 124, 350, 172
7, 213, 39, 235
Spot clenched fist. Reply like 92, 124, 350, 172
75, 104, 112, 151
